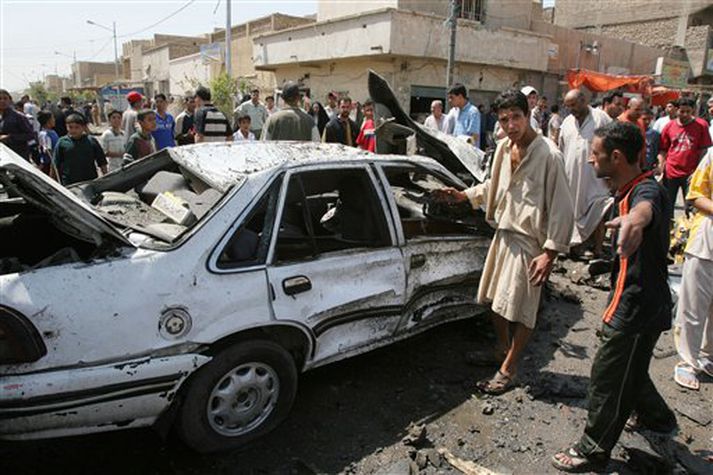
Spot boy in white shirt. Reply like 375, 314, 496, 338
233, 113, 255, 142
100, 109, 127, 171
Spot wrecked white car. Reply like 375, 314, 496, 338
0, 134, 492, 451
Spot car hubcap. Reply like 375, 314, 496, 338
206, 362, 280, 437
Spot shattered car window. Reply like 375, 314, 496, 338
382, 165, 486, 240
217, 177, 282, 269
86, 156, 227, 245
274, 168, 391, 263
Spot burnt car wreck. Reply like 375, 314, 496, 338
0, 72, 493, 452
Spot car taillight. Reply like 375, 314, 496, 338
0, 306, 47, 364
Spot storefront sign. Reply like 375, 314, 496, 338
655, 57, 690, 88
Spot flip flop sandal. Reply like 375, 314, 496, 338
476, 370, 516, 395
674, 362, 700, 390
697, 358, 713, 378
551, 446, 608, 473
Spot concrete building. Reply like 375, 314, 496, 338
553, 0, 713, 84
169, 52, 211, 96
71, 61, 123, 88
43, 74, 65, 94
253, 0, 671, 116
121, 35, 208, 95
207, 13, 314, 94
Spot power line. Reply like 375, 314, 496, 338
87, 37, 114, 61
118, 0, 197, 38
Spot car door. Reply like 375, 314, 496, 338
266, 164, 406, 364
375, 162, 491, 335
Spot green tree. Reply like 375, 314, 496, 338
209, 72, 237, 119
26, 82, 58, 106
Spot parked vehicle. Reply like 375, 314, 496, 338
0, 73, 492, 452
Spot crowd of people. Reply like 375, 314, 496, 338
2, 79, 712, 471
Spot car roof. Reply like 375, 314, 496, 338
167, 141, 452, 191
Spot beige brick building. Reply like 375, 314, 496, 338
252, 0, 670, 116
553, 0, 713, 84
207, 13, 315, 95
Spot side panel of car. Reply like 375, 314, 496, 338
265, 164, 407, 364
373, 163, 491, 333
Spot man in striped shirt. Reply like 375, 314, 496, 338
552, 121, 676, 473
193, 87, 232, 143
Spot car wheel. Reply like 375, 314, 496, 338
175, 340, 298, 453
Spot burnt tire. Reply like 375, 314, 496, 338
175, 340, 298, 453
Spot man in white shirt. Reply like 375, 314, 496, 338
234, 88, 267, 138
653, 99, 678, 133
423, 100, 452, 134
521, 86, 541, 133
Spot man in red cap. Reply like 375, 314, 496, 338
121, 91, 143, 138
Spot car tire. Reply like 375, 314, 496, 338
175, 340, 298, 453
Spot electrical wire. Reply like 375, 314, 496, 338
118, 0, 197, 38
87, 37, 114, 61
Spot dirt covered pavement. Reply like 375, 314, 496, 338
1, 260, 711, 475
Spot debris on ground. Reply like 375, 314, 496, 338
437, 447, 507, 475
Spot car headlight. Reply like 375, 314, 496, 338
0, 306, 47, 364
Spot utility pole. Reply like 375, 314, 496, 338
446, 0, 458, 90
112, 21, 119, 80
225, 0, 232, 79
87, 19, 120, 81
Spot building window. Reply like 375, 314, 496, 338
459, 0, 484, 22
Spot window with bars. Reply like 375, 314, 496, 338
459, 0, 485, 22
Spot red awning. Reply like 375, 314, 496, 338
650, 86, 681, 107
566, 69, 652, 94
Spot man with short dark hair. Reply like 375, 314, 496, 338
433, 89, 573, 395
642, 108, 660, 172
152, 93, 175, 150
601, 91, 624, 119
448, 83, 481, 147
0, 89, 35, 160
552, 121, 676, 473
324, 91, 338, 119
193, 87, 232, 143
53, 113, 107, 185
265, 95, 279, 116
653, 99, 677, 133
174, 95, 196, 146
657, 96, 712, 222
322, 97, 359, 146
261, 82, 319, 142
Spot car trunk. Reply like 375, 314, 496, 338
367, 70, 488, 184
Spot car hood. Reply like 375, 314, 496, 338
368, 70, 487, 183
0, 143, 133, 247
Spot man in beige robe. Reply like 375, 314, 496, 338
434, 89, 574, 394
560, 89, 613, 257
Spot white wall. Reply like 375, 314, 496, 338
169, 53, 211, 96
317, 0, 396, 21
